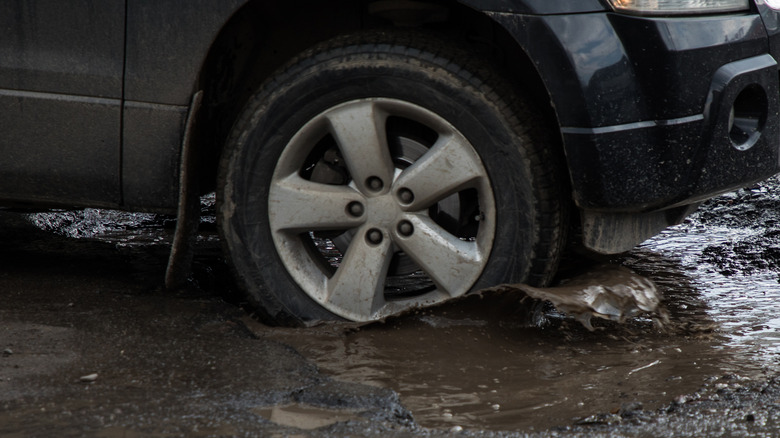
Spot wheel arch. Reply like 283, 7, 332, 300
189, 0, 568, 199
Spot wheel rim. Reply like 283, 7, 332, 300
268, 98, 496, 321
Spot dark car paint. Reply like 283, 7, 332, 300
0, 1, 124, 207
457, 0, 607, 14
493, 11, 780, 211
0, 1, 245, 211
0, 1, 778, 250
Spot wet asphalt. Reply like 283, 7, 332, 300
0, 212, 419, 437
2, 178, 780, 436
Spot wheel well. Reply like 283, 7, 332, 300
194, 0, 563, 195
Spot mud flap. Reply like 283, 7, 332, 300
165, 90, 204, 289
580, 204, 697, 254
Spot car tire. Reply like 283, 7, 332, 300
218, 31, 567, 326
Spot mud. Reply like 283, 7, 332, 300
2, 178, 780, 436
257, 281, 724, 432
482, 264, 668, 330
0, 212, 412, 437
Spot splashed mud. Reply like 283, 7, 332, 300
253, 404, 362, 430
480, 265, 668, 331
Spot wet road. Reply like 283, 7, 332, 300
2, 179, 780, 436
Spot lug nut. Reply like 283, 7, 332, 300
366, 228, 383, 245
397, 188, 414, 204
366, 176, 384, 192
397, 220, 414, 237
347, 201, 364, 217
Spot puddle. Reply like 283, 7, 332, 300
625, 225, 780, 374
258, 292, 727, 431
17, 179, 780, 433
253, 404, 362, 430
258, 185, 780, 431
29, 208, 165, 240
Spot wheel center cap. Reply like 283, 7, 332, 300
366, 194, 401, 228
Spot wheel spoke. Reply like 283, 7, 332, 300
269, 174, 365, 233
326, 101, 395, 193
393, 214, 485, 297
394, 132, 486, 210
267, 98, 497, 322
325, 227, 393, 319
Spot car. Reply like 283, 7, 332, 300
2, 0, 779, 326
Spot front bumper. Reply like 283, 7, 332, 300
562, 52, 780, 212
494, 9, 780, 212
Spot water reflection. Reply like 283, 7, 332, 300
627, 220, 780, 374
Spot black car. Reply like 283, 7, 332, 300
2, 0, 778, 325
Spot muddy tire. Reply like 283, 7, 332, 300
217, 31, 567, 326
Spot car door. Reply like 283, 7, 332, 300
0, 0, 125, 207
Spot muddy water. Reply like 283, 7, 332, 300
256, 196, 780, 431
256, 270, 735, 431
23, 182, 780, 433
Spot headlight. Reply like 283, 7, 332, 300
764, 0, 780, 10
607, 0, 749, 15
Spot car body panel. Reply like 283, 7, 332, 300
122, 102, 188, 211
124, 0, 246, 105
0, 0, 124, 98
490, 10, 780, 211
457, 0, 607, 14
0, 0, 124, 207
